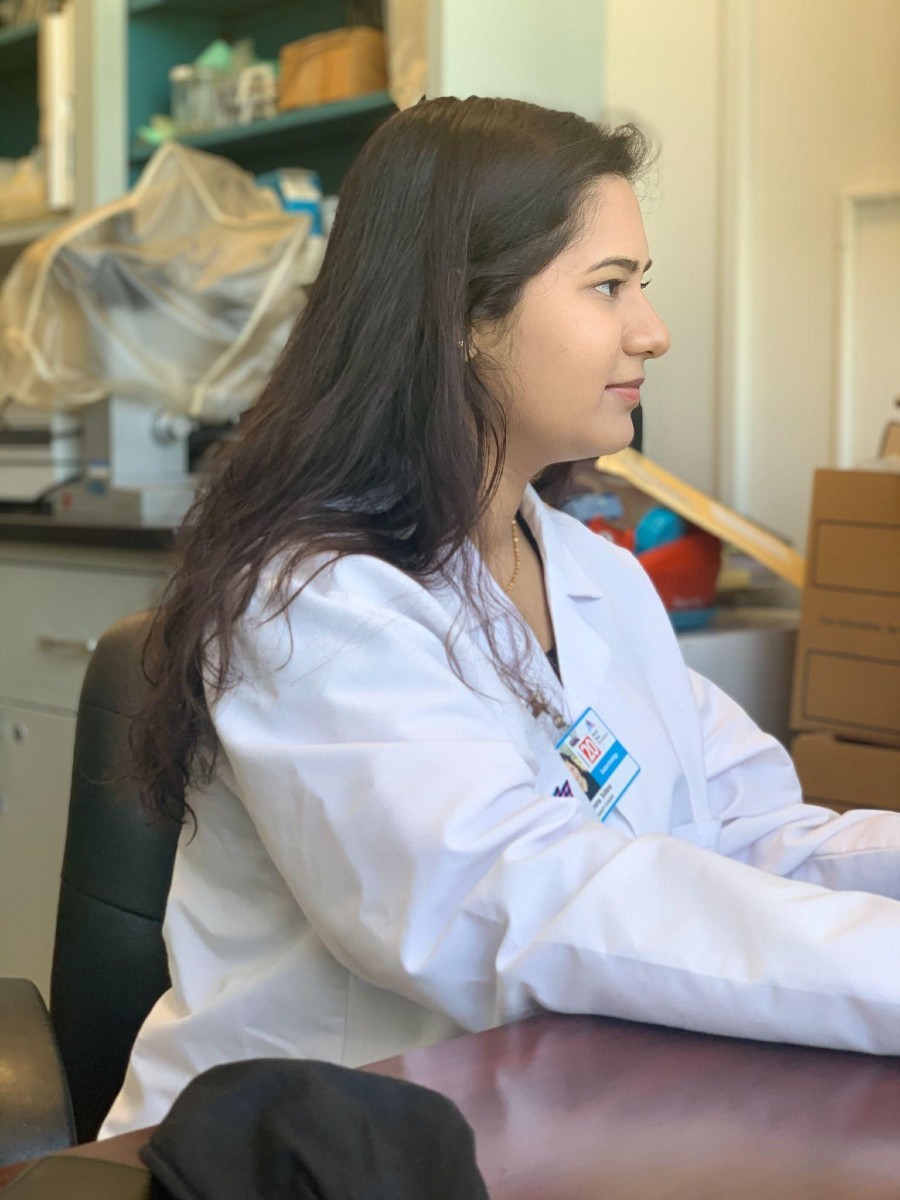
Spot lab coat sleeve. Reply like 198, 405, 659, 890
689, 669, 900, 899
215, 565, 900, 1056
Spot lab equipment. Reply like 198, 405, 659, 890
166, 40, 258, 137
0, 143, 325, 522
236, 63, 279, 125
0, 402, 79, 502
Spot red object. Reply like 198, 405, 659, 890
637, 524, 721, 611
586, 516, 635, 551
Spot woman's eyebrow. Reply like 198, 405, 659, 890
586, 257, 653, 275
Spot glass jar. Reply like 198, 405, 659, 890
169, 64, 197, 134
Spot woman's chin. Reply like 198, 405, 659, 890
531, 421, 637, 472
589, 422, 637, 460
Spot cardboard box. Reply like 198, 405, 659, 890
792, 732, 900, 813
790, 469, 900, 747
278, 27, 387, 111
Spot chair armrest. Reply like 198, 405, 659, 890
0, 979, 75, 1166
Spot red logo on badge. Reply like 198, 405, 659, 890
578, 735, 600, 765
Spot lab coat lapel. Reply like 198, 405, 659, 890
522, 489, 717, 844
523, 489, 653, 838
520, 489, 613, 734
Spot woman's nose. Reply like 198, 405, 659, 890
626, 301, 671, 360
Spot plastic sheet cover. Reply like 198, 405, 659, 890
0, 143, 325, 420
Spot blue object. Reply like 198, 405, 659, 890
256, 169, 323, 235
563, 492, 624, 524
634, 507, 686, 554
669, 606, 716, 631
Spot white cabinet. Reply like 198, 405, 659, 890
0, 703, 76, 996
0, 540, 170, 999
0, 556, 168, 711
678, 608, 799, 747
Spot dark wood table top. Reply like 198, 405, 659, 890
3, 1012, 900, 1197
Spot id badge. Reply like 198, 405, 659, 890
555, 707, 641, 822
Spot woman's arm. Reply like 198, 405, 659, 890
689, 669, 900, 898
215, 561, 900, 1054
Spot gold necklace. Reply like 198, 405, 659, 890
504, 517, 521, 593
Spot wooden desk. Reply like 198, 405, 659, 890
3, 1013, 900, 1197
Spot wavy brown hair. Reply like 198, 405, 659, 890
135, 96, 653, 823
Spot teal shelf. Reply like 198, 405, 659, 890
125, 0, 348, 167
129, 0, 343, 21
131, 89, 394, 162
0, 22, 39, 159
129, 90, 395, 189
0, 20, 37, 74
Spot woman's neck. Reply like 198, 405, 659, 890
475, 466, 530, 591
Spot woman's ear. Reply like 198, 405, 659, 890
467, 319, 496, 363
468, 317, 513, 371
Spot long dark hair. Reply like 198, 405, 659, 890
136, 96, 653, 823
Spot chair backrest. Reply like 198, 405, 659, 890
49, 611, 180, 1143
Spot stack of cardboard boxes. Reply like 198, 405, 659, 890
791, 424, 900, 813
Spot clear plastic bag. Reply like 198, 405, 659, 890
0, 143, 325, 421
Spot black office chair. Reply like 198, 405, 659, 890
0, 612, 180, 1165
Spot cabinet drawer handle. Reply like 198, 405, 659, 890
37, 635, 98, 655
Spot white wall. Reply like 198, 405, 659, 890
744, 0, 900, 547
428, 0, 606, 119
602, 0, 721, 497
845, 194, 900, 465
428, 0, 722, 493
604, 0, 900, 548
431, 0, 900, 549
429, 0, 724, 498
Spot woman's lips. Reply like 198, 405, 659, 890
604, 385, 642, 405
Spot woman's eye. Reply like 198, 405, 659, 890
595, 279, 652, 297
595, 279, 622, 297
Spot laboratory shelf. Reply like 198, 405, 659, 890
130, 89, 394, 162
128, 0, 341, 19
0, 21, 39, 160
129, 90, 396, 181
0, 19, 37, 75
0, 212, 69, 249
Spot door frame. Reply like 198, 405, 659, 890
834, 183, 900, 466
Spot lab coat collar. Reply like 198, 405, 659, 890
452, 482, 610, 720
519, 486, 616, 752
519, 485, 604, 602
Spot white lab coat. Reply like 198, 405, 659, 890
103, 485, 900, 1136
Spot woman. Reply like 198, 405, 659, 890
103, 96, 900, 1135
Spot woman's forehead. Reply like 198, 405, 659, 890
565, 177, 650, 271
